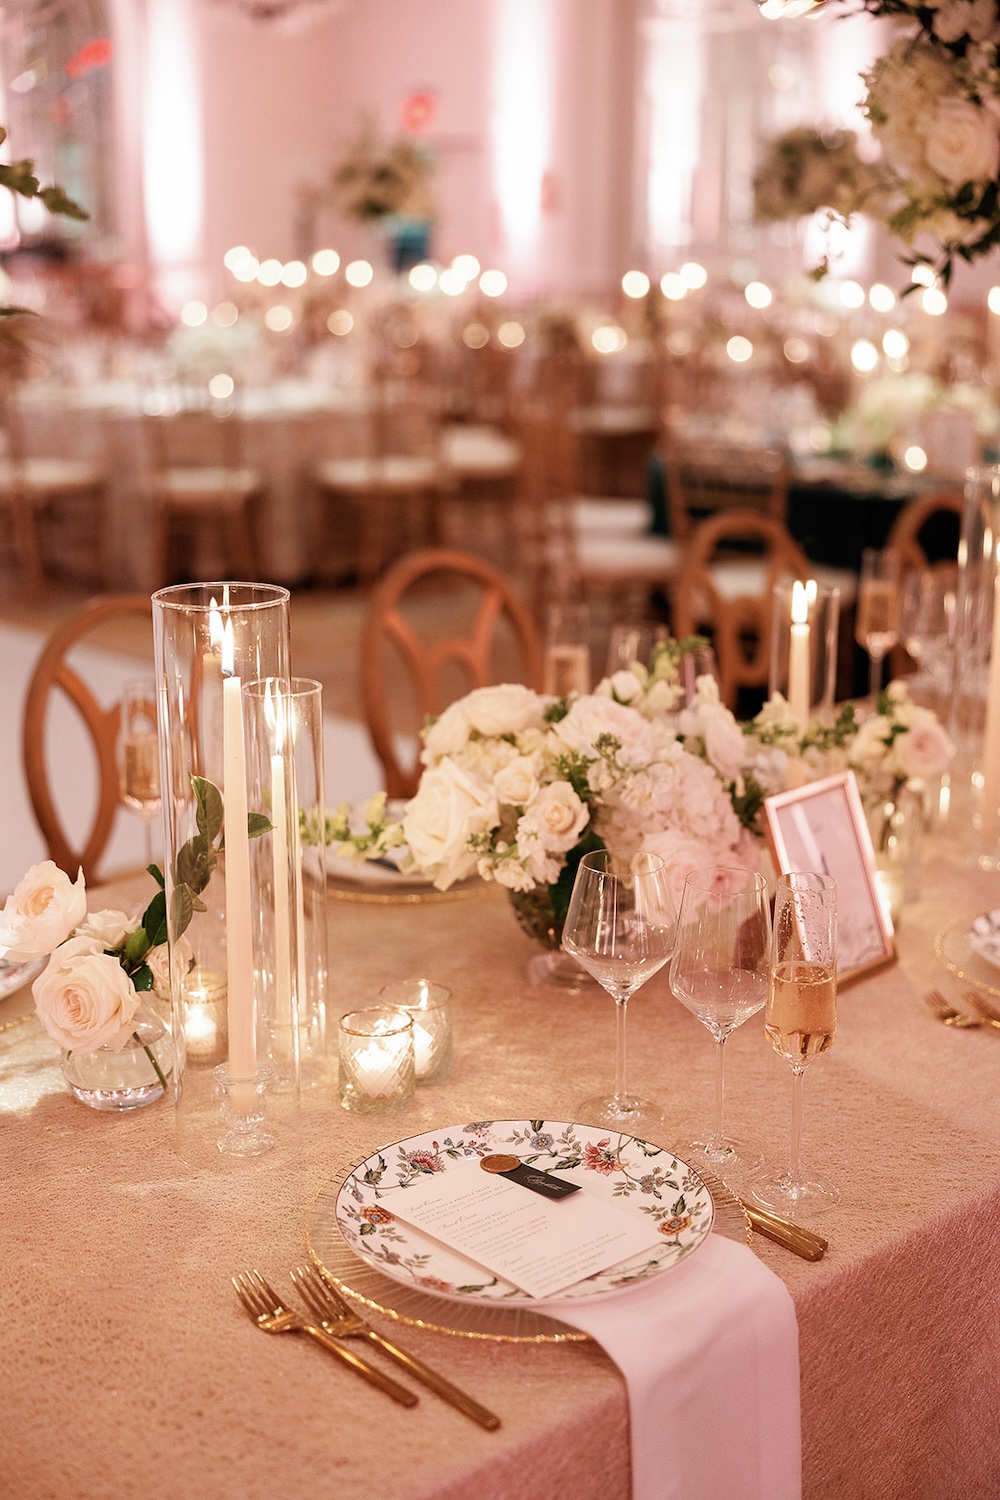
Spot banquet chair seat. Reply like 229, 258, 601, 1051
436, 423, 524, 566
662, 439, 789, 542
361, 547, 543, 798
146, 406, 262, 585
671, 510, 811, 712
0, 453, 108, 597
23, 593, 153, 882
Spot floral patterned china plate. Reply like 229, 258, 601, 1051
968, 909, 1000, 971
333, 1120, 715, 1310
0, 957, 43, 1002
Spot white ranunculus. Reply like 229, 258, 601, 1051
421, 700, 471, 763
494, 755, 540, 808
77, 909, 138, 952
0, 861, 87, 961
926, 96, 1000, 186
893, 719, 952, 780
33, 936, 140, 1055
519, 780, 589, 854
403, 758, 499, 889
462, 684, 544, 737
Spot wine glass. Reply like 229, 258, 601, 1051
751, 871, 839, 1219
668, 866, 772, 1177
562, 849, 677, 1133
605, 620, 668, 676
900, 566, 957, 691
856, 547, 902, 700
118, 679, 161, 865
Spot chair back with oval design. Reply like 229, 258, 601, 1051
361, 548, 543, 798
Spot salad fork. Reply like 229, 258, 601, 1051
231, 1270, 417, 1406
922, 989, 981, 1029
960, 990, 1000, 1029
290, 1263, 501, 1431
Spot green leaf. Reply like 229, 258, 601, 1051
248, 811, 274, 840
131, 964, 154, 993
549, 828, 605, 928
176, 836, 215, 896
147, 864, 165, 889
192, 775, 225, 844
124, 927, 151, 967
171, 883, 195, 941
143, 890, 168, 950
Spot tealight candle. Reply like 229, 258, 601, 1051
181, 967, 228, 1065
338, 1008, 415, 1114
379, 979, 453, 1083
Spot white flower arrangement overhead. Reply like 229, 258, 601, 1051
758, 0, 1000, 284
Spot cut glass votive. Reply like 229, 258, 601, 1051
338, 1008, 416, 1114
379, 979, 453, 1083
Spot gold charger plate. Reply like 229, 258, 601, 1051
303, 1135, 750, 1345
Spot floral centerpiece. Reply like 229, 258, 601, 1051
754, 125, 878, 224
330, 642, 952, 938
329, 122, 435, 225
0, 861, 179, 1096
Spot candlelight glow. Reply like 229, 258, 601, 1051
792, 580, 809, 626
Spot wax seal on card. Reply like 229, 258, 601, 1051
481, 1154, 581, 1200
480, 1154, 521, 1174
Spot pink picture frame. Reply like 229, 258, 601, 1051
763, 770, 896, 987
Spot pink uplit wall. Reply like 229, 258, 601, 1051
123, 0, 636, 309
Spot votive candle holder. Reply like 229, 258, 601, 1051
338, 1008, 416, 1114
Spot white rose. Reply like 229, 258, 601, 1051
421, 700, 471, 764
640, 831, 718, 913
146, 936, 195, 999
925, 96, 1000, 186
33, 936, 140, 1055
701, 707, 748, 782
0, 861, 87, 961
494, 755, 540, 807
462, 684, 544, 737
77, 909, 138, 952
893, 720, 952, 780
519, 781, 589, 854
403, 758, 499, 889
606, 669, 643, 704
554, 694, 656, 766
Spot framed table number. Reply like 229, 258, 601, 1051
763, 770, 896, 986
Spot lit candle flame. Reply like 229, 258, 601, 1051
791, 580, 809, 625
209, 596, 224, 651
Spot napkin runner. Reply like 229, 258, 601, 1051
544, 1235, 800, 1500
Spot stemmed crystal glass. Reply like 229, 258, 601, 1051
856, 546, 902, 700
751, 871, 839, 1218
562, 849, 677, 1133
117, 679, 161, 864
668, 867, 772, 1177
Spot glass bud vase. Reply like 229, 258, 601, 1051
61, 998, 173, 1111
867, 781, 925, 925
508, 888, 592, 991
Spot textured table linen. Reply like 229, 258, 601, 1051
3, 839, 1000, 1500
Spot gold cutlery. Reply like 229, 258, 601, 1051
290, 1263, 501, 1431
961, 990, 1000, 1029
922, 989, 981, 1029
737, 1200, 828, 1262
231, 1269, 418, 1407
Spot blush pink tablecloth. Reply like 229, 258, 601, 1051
3, 839, 1000, 1500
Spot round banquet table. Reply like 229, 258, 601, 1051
3, 838, 1000, 1500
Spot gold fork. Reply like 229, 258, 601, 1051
960, 990, 1000, 1029
922, 989, 981, 1029
231, 1270, 418, 1407
291, 1263, 501, 1431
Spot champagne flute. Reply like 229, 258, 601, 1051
668, 867, 771, 1177
751, 871, 839, 1218
118, 679, 161, 865
562, 849, 677, 1133
856, 547, 901, 700
544, 600, 591, 697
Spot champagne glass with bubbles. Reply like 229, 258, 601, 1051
751, 871, 839, 1218
562, 849, 677, 1134
668, 866, 771, 1178
118, 679, 161, 864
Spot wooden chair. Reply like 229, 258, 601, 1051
0, 395, 108, 597
514, 405, 680, 623
661, 437, 789, 543
146, 401, 262, 586
23, 594, 153, 881
886, 489, 963, 571
361, 547, 543, 797
671, 510, 811, 712
313, 375, 447, 584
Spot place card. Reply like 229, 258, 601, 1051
387, 1161, 665, 1299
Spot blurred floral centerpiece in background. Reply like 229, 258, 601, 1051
754, 125, 877, 224
330, 121, 435, 223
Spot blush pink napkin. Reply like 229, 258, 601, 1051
540, 1235, 800, 1500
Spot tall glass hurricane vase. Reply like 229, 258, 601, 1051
152, 583, 291, 1156
561, 850, 677, 1134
